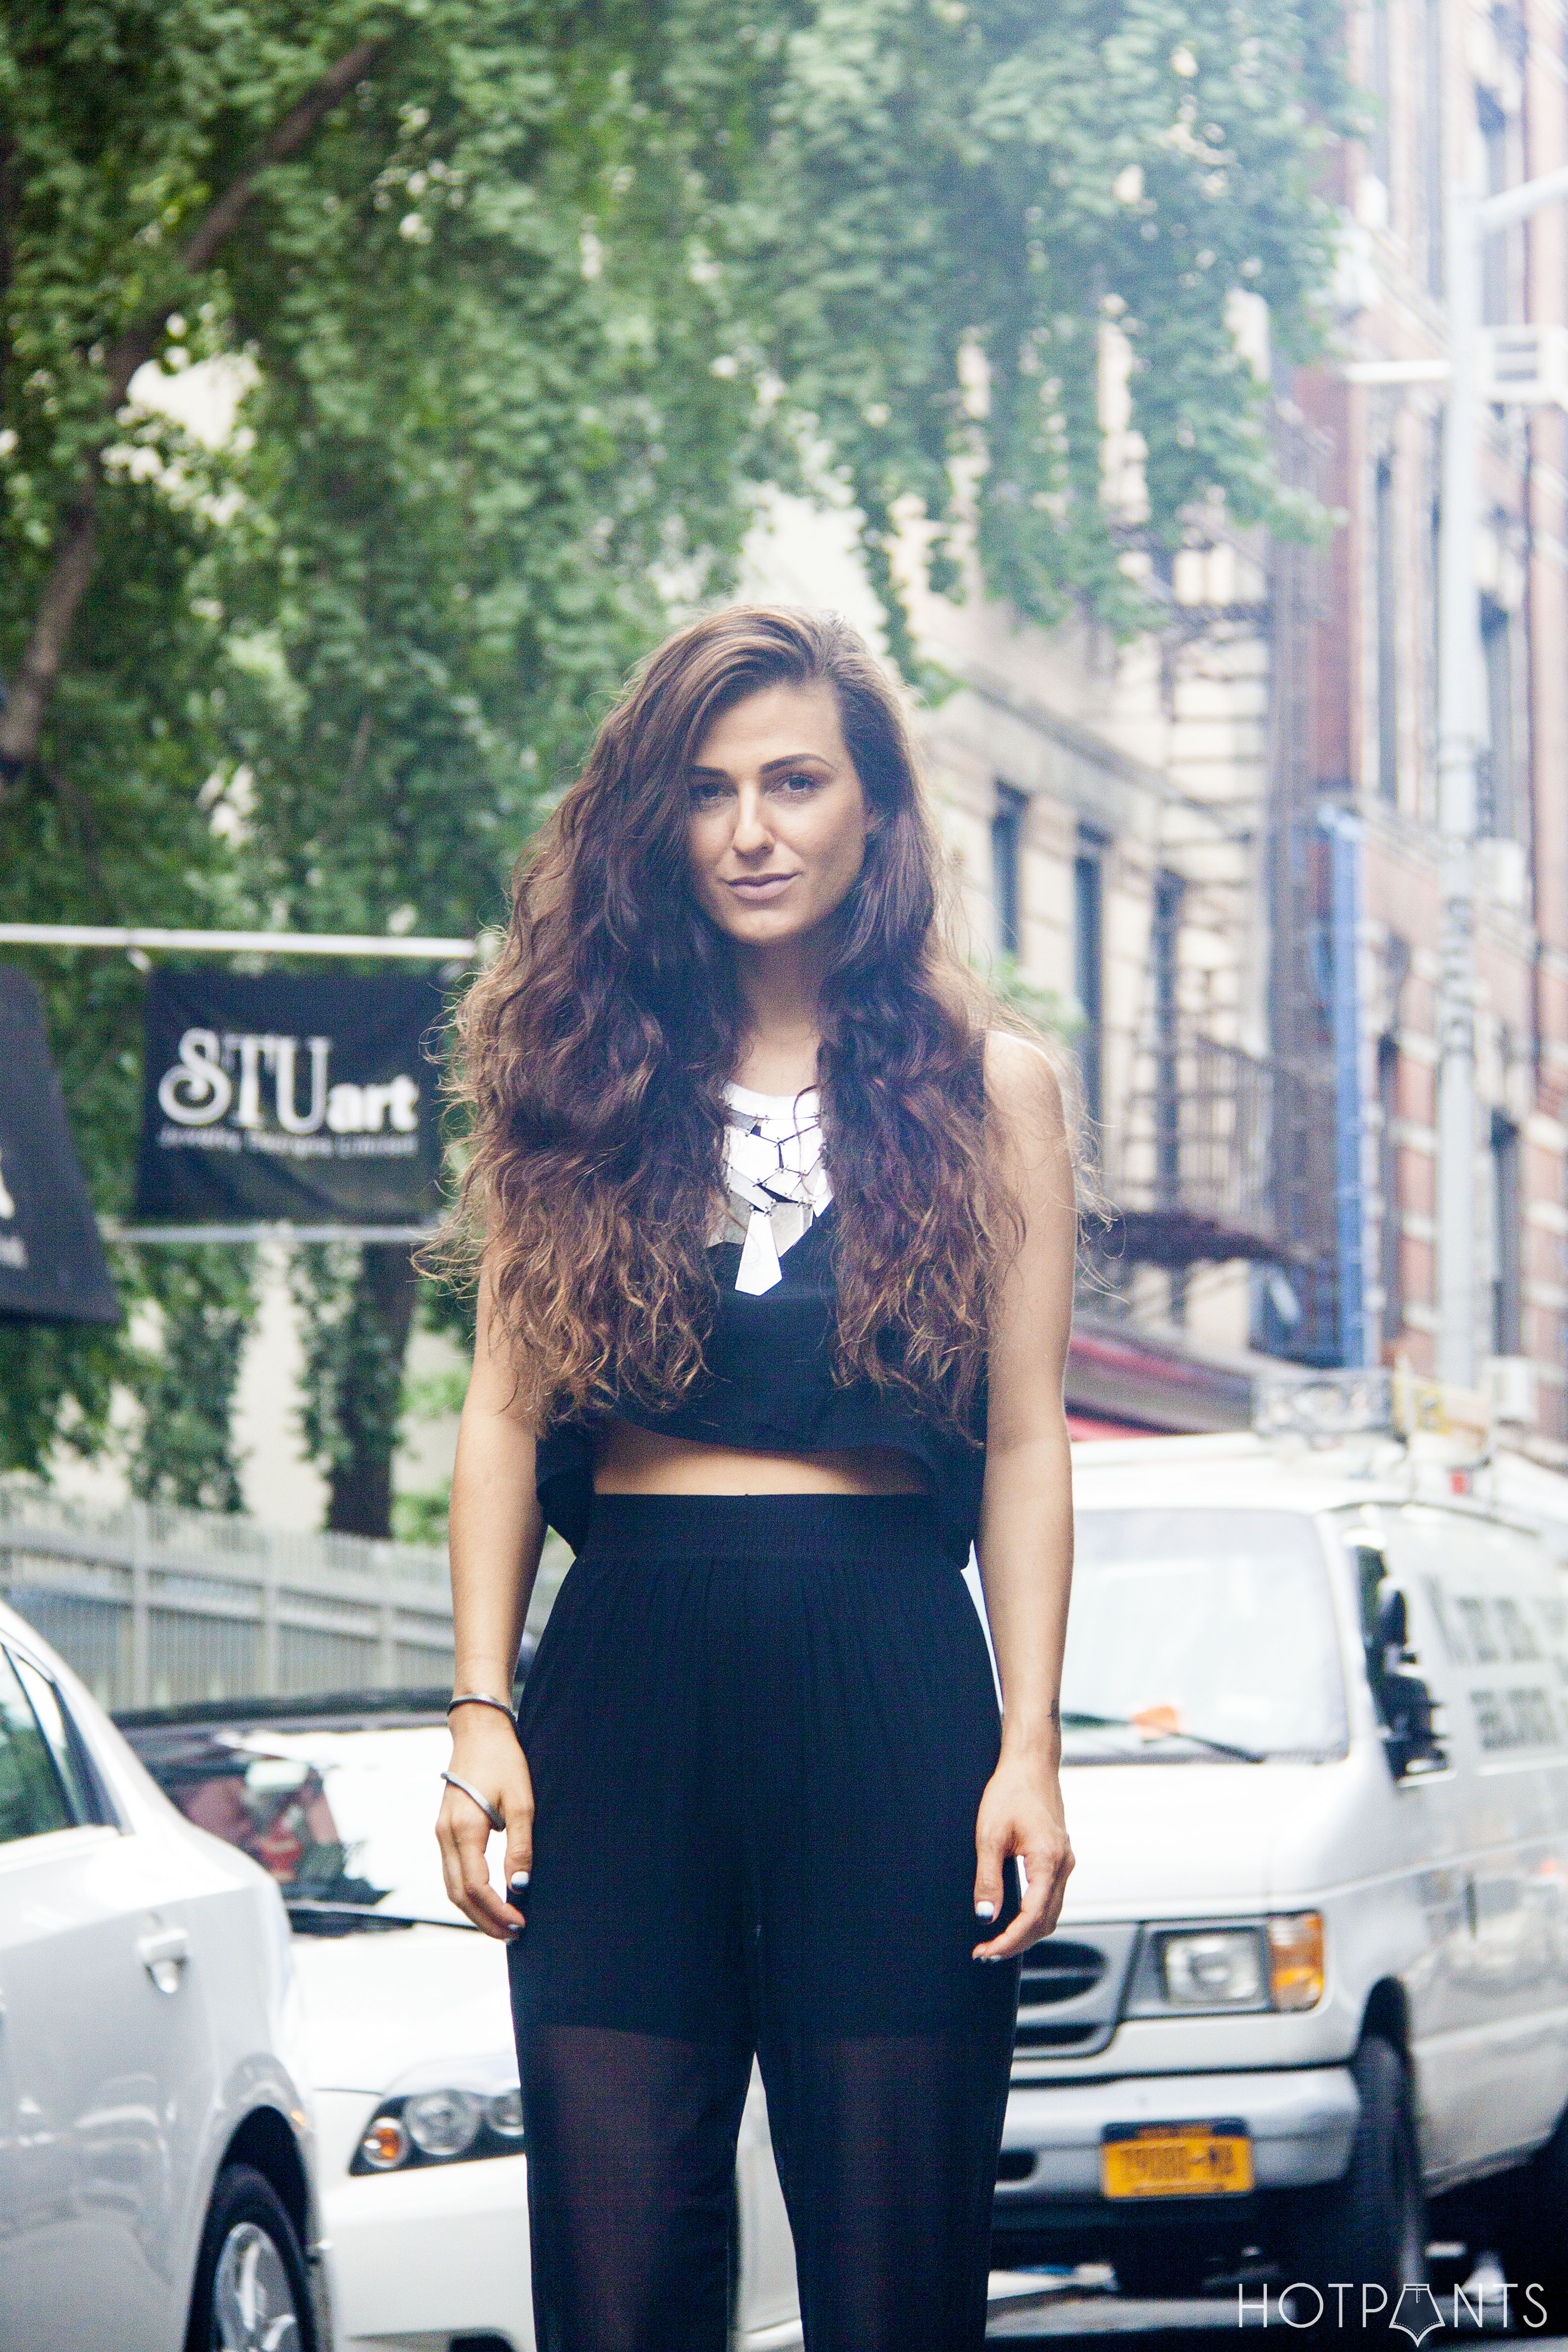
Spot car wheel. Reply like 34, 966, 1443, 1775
1285, 2037, 1426, 2338
186, 2163, 316, 2352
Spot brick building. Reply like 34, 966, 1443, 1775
1285, 0, 1568, 1447
748, 0, 1568, 1447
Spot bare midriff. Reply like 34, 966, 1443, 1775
593, 1417, 929, 1497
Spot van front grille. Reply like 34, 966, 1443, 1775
1009, 1923, 1139, 2070
1019, 1940, 1108, 2005
1013, 2019, 1102, 2050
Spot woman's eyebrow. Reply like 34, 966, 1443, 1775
686, 748, 835, 783
759, 751, 832, 774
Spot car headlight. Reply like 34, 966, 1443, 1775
406, 2088, 482, 2158
1127, 1913, 1326, 2015
350, 2086, 526, 2174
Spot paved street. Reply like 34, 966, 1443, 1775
984, 2272, 1568, 2344
987, 2292, 1568, 2343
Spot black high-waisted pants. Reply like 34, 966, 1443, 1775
507, 1492, 1020, 2352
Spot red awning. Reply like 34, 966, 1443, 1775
1066, 1412, 1159, 1442
1066, 1315, 1254, 1435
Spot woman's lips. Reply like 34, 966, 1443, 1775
726, 873, 797, 900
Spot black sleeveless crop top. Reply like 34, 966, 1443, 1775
534, 1200, 985, 1566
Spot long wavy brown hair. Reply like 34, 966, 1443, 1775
438, 605, 1043, 1431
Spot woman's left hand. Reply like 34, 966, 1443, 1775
972, 1749, 1074, 1960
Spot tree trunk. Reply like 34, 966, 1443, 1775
326, 1244, 418, 1539
0, 485, 99, 772
0, 35, 387, 778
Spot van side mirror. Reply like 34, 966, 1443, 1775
1379, 1669, 1443, 1779
1374, 1586, 1408, 1657
1365, 1580, 1444, 1779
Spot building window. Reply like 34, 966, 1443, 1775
1425, 421, 1442, 801
991, 783, 1026, 962
1374, 457, 1398, 802
1479, 89, 1510, 326
1152, 872, 1185, 1322
1489, 1112, 1521, 1358
1073, 833, 1105, 1127
1151, 869, 1183, 1192
1422, 0, 1443, 295
1480, 599, 1514, 838
1369, 0, 1391, 192
1377, 1035, 1402, 1344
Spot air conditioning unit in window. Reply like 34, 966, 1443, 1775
1480, 325, 1568, 408
1475, 835, 1528, 912
1487, 1355, 1538, 1428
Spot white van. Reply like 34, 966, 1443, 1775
993, 1394, 1568, 2330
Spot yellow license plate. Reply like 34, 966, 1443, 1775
1101, 2121, 1254, 2199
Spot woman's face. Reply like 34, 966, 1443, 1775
686, 679, 873, 950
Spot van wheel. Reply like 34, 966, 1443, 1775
1494, 2106, 1568, 2332
185, 2164, 316, 2352
1113, 2239, 1207, 2298
1285, 2038, 1426, 2337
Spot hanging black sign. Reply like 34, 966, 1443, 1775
134, 971, 445, 1226
0, 967, 120, 1324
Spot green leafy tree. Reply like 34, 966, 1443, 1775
720, 0, 1350, 658
0, 0, 1347, 1528
130, 1246, 258, 1511
0, 1, 757, 1511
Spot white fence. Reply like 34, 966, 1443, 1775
0, 1479, 457, 1711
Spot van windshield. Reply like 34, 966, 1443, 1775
1063, 1508, 1348, 1762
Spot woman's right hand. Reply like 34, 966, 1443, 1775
436, 1709, 536, 1940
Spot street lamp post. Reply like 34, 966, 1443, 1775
1433, 162, 1568, 1391
1434, 177, 1482, 1391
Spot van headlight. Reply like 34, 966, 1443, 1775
1129, 1912, 1325, 2015
1159, 1928, 1265, 2008
1266, 1911, 1326, 2010
350, 2086, 526, 2174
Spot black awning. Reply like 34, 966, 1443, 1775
0, 965, 120, 1325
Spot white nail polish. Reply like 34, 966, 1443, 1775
975, 1900, 996, 1921
510, 1871, 531, 1889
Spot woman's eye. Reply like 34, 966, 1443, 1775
774, 770, 821, 795
689, 778, 731, 807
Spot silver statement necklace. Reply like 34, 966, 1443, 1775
719, 1082, 833, 1295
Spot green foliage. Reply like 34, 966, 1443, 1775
128, 1244, 257, 1511
0, 2, 759, 1496
392, 1483, 451, 1545
0, 0, 1347, 1516
723, 0, 1351, 656
289, 1240, 417, 1535
987, 957, 1081, 1044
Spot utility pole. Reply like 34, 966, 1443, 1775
1433, 160, 1568, 1391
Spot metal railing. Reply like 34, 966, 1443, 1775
1111, 1026, 1331, 1266
0, 1479, 457, 1712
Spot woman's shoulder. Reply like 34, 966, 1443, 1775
982, 1029, 1067, 1139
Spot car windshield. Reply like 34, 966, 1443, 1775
1062, 1508, 1349, 1761
131, 1720, 462, 1925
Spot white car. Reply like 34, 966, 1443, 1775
0, 1598, 322, 2352
121, 1692, 805, 2352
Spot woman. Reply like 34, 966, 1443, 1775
434, 606, 1076, 2352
